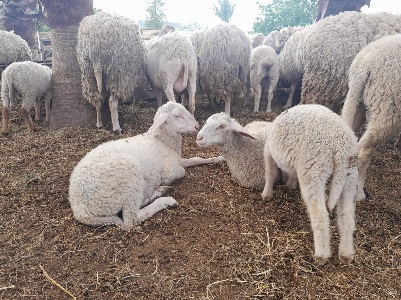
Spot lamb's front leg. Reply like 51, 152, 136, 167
141, 186, 172, 207
181, 156, 224, 168
137, 197, 177, 223
261, 150, 278, 200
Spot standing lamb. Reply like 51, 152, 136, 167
301, 11, 401, 113
249, 45, 280, 112
341, 34, 401, 201
196, 113, 272, 189
76, 13, 148, 134
262, 104, 358, 265
1, 61, 52, 134
146, 31, 197, 115
69, 102, 222, 229
198, 23, 251, 116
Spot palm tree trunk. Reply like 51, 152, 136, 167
40, 0, 96, 130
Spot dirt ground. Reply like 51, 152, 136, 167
0, 94, 400, 300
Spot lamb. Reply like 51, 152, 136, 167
68, 102, 222, 229
249, 33, 265, 49
300, 11, 401, 113
1, 61, 52, 134
0, 30, 32, 69
341, 34, 401, 201
249, 45, 280, 112
76, 13, 148, 134
198, 23, 251, 116
146, 31, 197, 115
262, 104, 358, 265
196, 113, 273, 189
262, 26, 303, 54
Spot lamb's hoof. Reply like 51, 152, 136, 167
314, 256, 328, 266
283, 104, 291, 110
265, 109, 272, 113
113, 128, 122, 135
356, 189, 367, 201
261, 190, 273, 201
339, 255, 354, 265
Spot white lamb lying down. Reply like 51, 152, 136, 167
196, 113, 292, 190
68, 102, 222, 229
262, 104, 359, 266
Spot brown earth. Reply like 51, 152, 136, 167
0, 94, 400, 299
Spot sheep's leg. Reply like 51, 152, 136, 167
261, 150, 279, 200
136, 196, 177, 223
156, 89, 163, 107
394, 132, 401, 152
300, 178, 331, 265
253, 85, 262, 112
164, 86, 176, 103
141, 186, 172, 207
109, 94, 122, 134
224, 94, 231, 116
283, 81, 297, 110
186, 79, 196, 115
44, 91, 52, 123
34, 99, 41, 121
95, 101, 103, 129
20, 106, 36, 132
1, 107, 10, 134
181, 156, 224, 168
336, 175, 357, 265
266, 82, 276, 113
351, 104, 366, 133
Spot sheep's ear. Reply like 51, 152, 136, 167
231, 122, 256, 139
148, 112, 169, 134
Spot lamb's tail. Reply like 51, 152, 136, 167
327, 152, 356, 211
257, 57, 275, 78
341, 69, 369, 130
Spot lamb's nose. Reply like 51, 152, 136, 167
195, 124, 200, 131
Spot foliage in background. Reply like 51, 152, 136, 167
144, 0, 166, 29
212, 0, 236, 22
253, 0, 316, 34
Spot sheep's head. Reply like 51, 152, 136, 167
196, 113, 255, 148
148, 102, 199, 135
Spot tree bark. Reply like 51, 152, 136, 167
40, 0, 96, 130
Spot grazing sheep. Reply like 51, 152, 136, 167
69, 102, 223, 229
196, 113, 273, 189
0, 30, 32, 68
262, 26, 303, 54
198, 23, 251, 116
278, 25, 314, 109
1, 61, 52, 134
249, 45, 280, 112
262, 104, 358, 265
301, 11, 401, 113
341, 34, 401, 201
77, 13, 148, 133
146, 31, 197, 115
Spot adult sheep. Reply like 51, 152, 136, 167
342, 34, 401, 201
1, 61, 52, 134
262, 104, 358, 265
301, 11, 401, 113
69, 102, 223, 229
249, 45, 280, 112
198, 23, 251, 116
77, 13, 148, 134
0, 30, 32, 69
146, 31, 197, 115
262, 26, 303, 54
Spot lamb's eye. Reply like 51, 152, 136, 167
218, 124, 226, 129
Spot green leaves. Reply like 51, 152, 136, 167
212, 0, 236, 22
144, 0, 166, 29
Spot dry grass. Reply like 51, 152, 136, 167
0, 94, 400, 299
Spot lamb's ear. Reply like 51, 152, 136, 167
231, 122, 256, 139
148, 112, 169, 134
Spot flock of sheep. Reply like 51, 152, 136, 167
0, 10, 400, 267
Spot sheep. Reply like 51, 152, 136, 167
198, 23, 251, 116
76, 13, 148, 134
196, 113, 272, 189
262, 26, 303, 54
1, 61, 52, 134
249, 33, 265, 49
190, 29, 206, 93
300, 11, 401, 113
146, 31, 197, 115
316, 0, 371, 21
341, 34, 401, 201
261, 104, 358, 265
277, 25, 314, 110
0, 30, 32, 69
249, 45, 280, 112
68, 102, 223, 229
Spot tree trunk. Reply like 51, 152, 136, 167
40, 0, 96, 130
